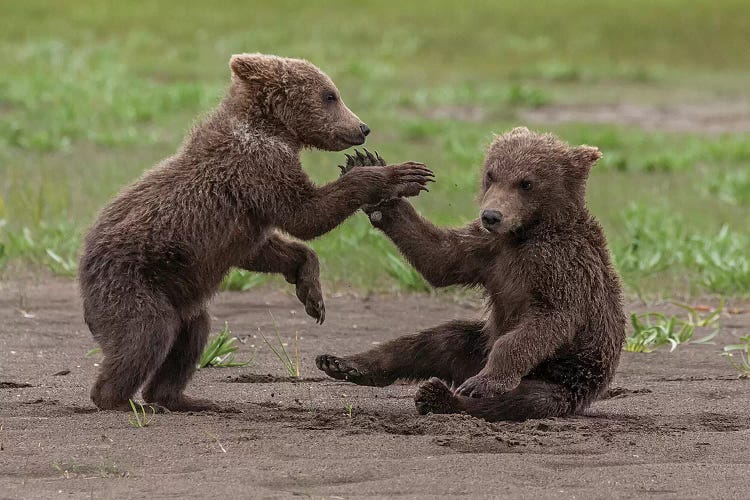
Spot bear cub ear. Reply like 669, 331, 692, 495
571, 145, 602, 169
229, 53, 279, 83
509, 126, 531, 136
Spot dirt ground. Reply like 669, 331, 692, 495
1, 280, 749, 499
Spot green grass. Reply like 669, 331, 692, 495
1, 0, 749, 297
197, 322, 252, 369
723, 335, 750, 376
625, 301, 722, 353
260, 314, 300, 378
127, 400, 156, 428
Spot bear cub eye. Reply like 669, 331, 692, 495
324, 92, 338, 103
520, 180, 533, 191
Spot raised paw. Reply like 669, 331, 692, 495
304, 294, 325, 325
315, 354, 394, 387
415, 377, 460, 415
295, 277, 325, 324
455, 374, 518, 399
385, 161, 435, 199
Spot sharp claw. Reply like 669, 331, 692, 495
346, 154, 356, 167
355, 149, 366, 163
364, 148, 377, 164
375, 151, 386, 166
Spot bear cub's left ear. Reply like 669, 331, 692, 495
571, 145, 602, 168
229, 53, 279, 83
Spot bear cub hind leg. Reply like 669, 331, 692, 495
142, 310, 220, 412
90, 307, 181, 411
317, 320, 486, 387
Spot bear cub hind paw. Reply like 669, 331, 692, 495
415, 377, 460, 416
315, 354, 394, 387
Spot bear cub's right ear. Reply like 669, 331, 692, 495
229, 53, 279, 83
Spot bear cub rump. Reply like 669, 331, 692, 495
317, 127, 626, 421
80, 54, 434, 412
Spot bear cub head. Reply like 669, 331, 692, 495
479, 127, 602, 235
229, 53, 369, 151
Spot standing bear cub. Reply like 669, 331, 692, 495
317, 128, 625, 421
80, 54, 433, 412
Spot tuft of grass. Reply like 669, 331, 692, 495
626, 313, 694, 353
198, 322, 252, 369
625, 301, 722, 353
723, 335, 750, 376
127, 400, 155, 428
345, 403, 354, 419
671, 299, 725, 328
260, 313, 300, 378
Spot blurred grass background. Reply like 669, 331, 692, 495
1, 0, 749, 298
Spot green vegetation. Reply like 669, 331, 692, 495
127, 400, 156, 428
260, 315, 300, 378
1, 0, 749, 297
723, 335, 750, 376
197, 322, 252, 369
625, 301, 722, 353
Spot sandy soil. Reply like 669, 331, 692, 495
1, 280, 749, 499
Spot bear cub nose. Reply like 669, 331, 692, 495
481, 210, 503, 229
359, 123, 371, 137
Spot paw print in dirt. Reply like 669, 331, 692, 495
338, 148, 387, 176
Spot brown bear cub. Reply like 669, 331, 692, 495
317, 128, 625, 421
79, 54, 434, 412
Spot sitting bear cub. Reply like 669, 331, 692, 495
317, 128, 625, 421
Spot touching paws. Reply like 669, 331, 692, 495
455, 373, 520, 399
338, 149, 434, 213
338, 148, 387, 175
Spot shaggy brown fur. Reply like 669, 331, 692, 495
79, 54, 434, 412
317, 128, 626, 421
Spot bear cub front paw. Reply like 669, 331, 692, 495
338, 149, 433, 221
